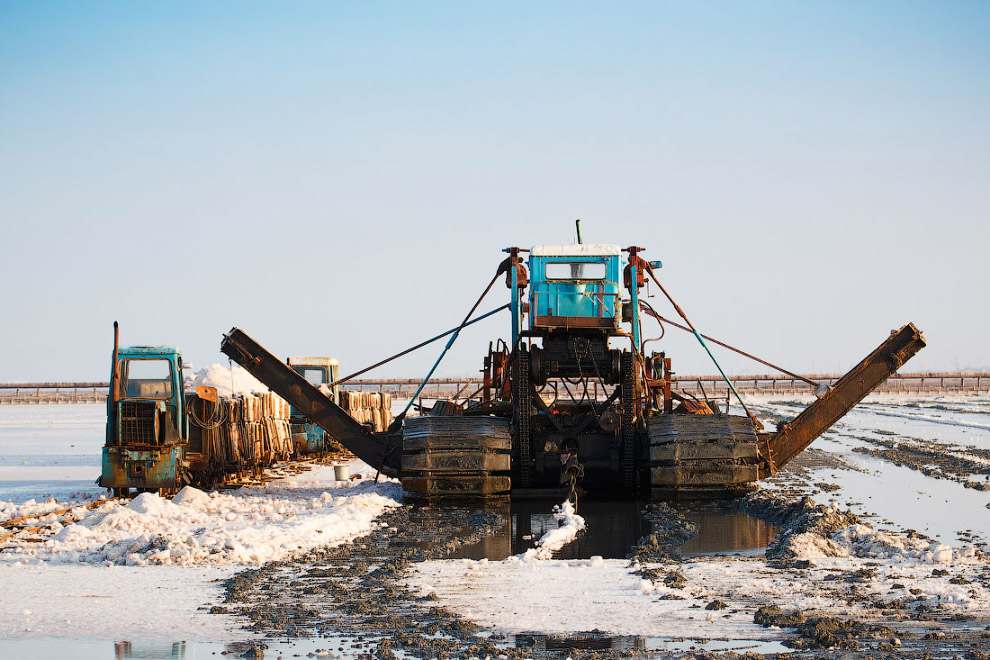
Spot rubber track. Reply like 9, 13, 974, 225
516, 346, 532, 488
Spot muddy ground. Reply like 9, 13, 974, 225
215, 475, 990, 659
851, 433, 990, 492
214, 396, 990, 659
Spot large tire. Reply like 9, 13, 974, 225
401, 416, 511, 498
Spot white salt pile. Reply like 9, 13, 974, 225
185, 363, 268, 397
1, 466, 401, 567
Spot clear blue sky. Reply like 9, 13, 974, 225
2, 1, 988, 381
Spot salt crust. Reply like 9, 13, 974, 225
1, 466, 401, 567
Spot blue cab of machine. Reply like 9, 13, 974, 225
527, 244, 623, 331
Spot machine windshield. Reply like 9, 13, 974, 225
121, 358, 173, 399
294, 366, 328, 386
545, 261, 607, 280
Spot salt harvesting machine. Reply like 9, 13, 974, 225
219, 228, 926, 501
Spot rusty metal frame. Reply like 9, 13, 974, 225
762, 323, 926, 476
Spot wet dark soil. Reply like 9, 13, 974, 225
733, 491, 860, 560
756, 605, 899, 652
221, 503, 524, 659
852, 434, 990, 491
630, 501, 698, 563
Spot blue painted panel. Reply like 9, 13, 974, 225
528, 254, 622, 328
303, 422, 325, 453
100, 445, 182, 489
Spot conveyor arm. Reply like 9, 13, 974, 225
221, 328, 399, 477
762, 322, 926, 475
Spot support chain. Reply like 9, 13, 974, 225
563, 453, 585, 508
573, 337, 602, 423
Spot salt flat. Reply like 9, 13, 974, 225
0, 403, 399, 648
2, 394, 989, 657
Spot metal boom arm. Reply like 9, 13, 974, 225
220, 328, 399, 476
762, 322, 926, 475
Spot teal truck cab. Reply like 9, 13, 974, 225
100, 328, 186, 496
287, 356, 339, 454
527, 244, 624, 330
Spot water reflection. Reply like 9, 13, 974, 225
676, 502, 780, 556
516, 632, 646, 654
513, 632, 792, 657
449, 498, 779, 560
114, 641, 186, 659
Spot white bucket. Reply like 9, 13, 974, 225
334, 465, 350, 481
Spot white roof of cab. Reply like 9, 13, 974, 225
287, 356, 339, 367
530, 243, 622, 257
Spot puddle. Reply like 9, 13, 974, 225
0, 639, 214, 660
0, 637, 368, 660
774, 432, 990, 543
675, 502, 781, 556
0, 634, 793, 659
448, 499, 780, 560
513, 632, 791, 656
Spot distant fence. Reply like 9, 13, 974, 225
670, 372, 990, 397
341, 372, 990, 399
0, 383, 107, 404
2, 372, 986, 405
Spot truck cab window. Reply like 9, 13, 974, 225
122, 359, 173, 399
295, 367, 327, 386
545, 261, 607, 280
